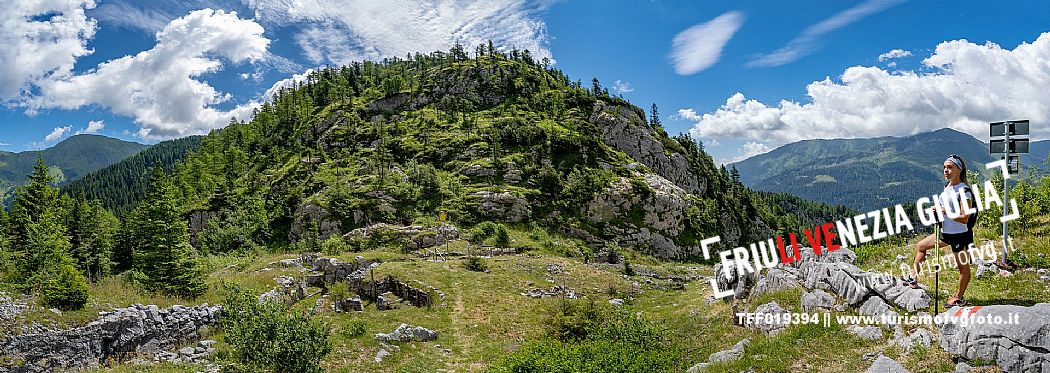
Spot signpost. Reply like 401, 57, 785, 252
989, 120, 1029, 265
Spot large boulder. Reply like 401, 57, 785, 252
938, 304, 1050, 372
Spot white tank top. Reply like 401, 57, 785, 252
939, 182, 971, 234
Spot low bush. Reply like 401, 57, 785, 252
221, 284, 332, 373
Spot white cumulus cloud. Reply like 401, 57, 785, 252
0, 0, 97, 99
77, 120, 105, 134
29, 9, 270, 140
878, 48, 912, 61
749, 0, 903, 67
685, 32, 1050, 146
669, 11, 744, 75
45, 126, 72, 142
246, 0, 555, 66
734, 141, 772, 162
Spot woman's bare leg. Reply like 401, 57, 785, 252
951, 250, 971, 302
913, 234, 936, 277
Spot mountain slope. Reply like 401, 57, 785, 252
61, 136, 204, 213
730, 128, 1049, 211
0, 134, 148, 200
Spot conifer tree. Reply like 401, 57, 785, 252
8, 159, 89, 308
70, 198, 118, 280
128, 170, 207, 298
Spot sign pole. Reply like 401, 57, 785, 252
1002, 128, 1011, 263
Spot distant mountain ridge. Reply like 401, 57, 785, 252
1, 134, 148, 201
730, 128, 1050, 212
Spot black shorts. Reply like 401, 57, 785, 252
940, 231, 974, 253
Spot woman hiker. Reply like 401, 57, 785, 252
901, 154, 976, 308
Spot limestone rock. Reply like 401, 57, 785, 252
938, 303, 1050, 372
1, 304, 221, 372
708, 338, 749, 363
375, 324, 439, 343
866, 355, 910, 373
289, 202, 342, 242
754, 266, 802, 296
801, 289, 836, 312
469, 191, 530, 222
746, 301, 789, 336
847, 325, 884, 340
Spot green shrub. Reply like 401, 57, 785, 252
493, 224, 510, 247
623, 259, 635, 277
222, 284, 332, 373
468, 221, 499, 243
494, 300, 681, 373
321, 235, 348, 255
43, 264, 89, 310
342, 319, 367, 338
463, 256, 488, 272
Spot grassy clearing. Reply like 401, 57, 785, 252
11, 224, 1048, 373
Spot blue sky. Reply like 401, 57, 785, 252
2, 0, 1050, 165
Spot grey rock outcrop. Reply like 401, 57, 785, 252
708, 338, 749, 363
590, 102, 704, 195
469, 191, 530, 223
0, 292, 28, 322
344, 223, 460, 250
848, 325, 884, 340
375, 324, 439, 343
714, 261, 758, 301
0, 304, 221, 373
938, 303, 1050, 372
797, 248, 930, 316
745, 301, 789, 336
584, 173, 690, 259
866, 355, 910, 373
801, 289, 837, 312
755, 266, 803, 296
289, 202, 342, 242
258, 276, 307, 305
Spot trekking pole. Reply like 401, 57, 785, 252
934, 222, 940, 315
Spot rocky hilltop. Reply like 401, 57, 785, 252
143, 53, 817, 261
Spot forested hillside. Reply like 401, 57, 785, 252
62, 136, 203, 214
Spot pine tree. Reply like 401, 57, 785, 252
128, 170, 207, 298
7, 159, 89, 308
650, 103, 661, 128
10, 159, 59, 251
70, 198, 118, 280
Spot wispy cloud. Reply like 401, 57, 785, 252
613, 80, 634, 94
670, 11, 744, 75
247, 0, 555, 66
89, 0, 246, 33
748, 0, 905, 67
